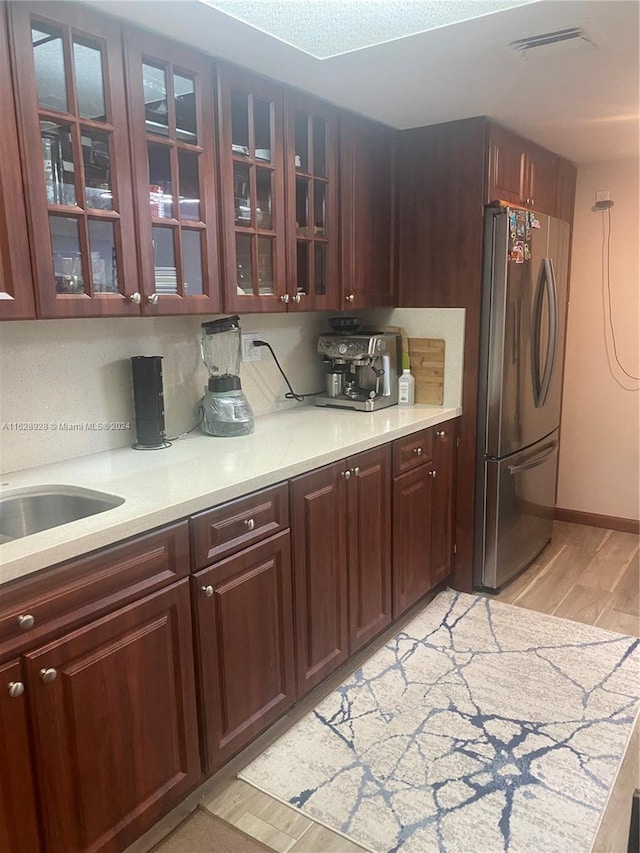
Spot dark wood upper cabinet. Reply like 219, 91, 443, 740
555, 157, 577, 224
487, 123, 559, 216
217, 63, 287, 313
284, 91, 339, 311
24, 580, 200, 853
0, 4, 35, 320
10, 1, 140, 317
340, 113, 397, 309
0, 659, 42, 853
124, 28, 221, 315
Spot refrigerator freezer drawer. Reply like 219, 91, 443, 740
478, 434, 559, 590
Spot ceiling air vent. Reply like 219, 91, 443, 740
508, 26, 596, 59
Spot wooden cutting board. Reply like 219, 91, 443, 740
408, 338, 445, 405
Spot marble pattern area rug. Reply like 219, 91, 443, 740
239, 590, 640, 853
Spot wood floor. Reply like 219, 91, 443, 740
144, 521, 639, 853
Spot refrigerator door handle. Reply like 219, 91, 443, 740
507, 439, 558, 475
532, 258, 558, 408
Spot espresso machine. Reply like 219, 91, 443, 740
314, 331, 402, 411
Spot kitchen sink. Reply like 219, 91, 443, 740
0, 485, 125, 542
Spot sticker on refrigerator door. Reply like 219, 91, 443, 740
524, 243, 531, 260
509, 241, 524, 263
509, 209, 517, 237
529, 212, 541, 229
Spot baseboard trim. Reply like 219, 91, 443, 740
554, 507, 640, 535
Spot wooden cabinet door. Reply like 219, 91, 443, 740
340, 113, 396, 309
218, 63, 287, 313
431, 423, 457, 586
193, 532, 295, 773
346, 445, 392, 653
526, 142, 558, 215
284, 92, 339, 311
24, 580, 200, 853
124, 28, 221, 315
10, 2, 140, 317
0, 4, 35, 320
0, 659, 42, 853
290, 461, 348, 696
487, 124, 525, 207
392, 462, 433, 618
555, 157, 577, 224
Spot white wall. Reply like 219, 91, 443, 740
0, 308, 464, 474
556, 156, 640, 522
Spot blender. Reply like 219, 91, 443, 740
200, 315, 254, 436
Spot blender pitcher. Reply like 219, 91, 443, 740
200, 315, 254, 436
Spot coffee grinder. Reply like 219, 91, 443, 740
200, 315, 254, 436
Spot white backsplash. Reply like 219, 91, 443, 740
0, 308, 464, 474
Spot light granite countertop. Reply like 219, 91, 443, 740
0, 404, 461, 587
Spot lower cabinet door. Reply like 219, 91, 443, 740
0, 659, 42, 853
193, 531, 296, 773
290, 462, 349, 696
347, 445, 392, 653
24, 580, 201, 853
432, 424, 457, 586
392, 463, 434, 617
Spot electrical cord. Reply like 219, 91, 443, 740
252, 340, 323, 401
165, 407, 204, 442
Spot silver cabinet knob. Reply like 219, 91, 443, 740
345, 293, 355, 303
530, 198, 535, 207
280, 294, 290, 303
428, 469, 437, 478
352, 467, 360, 476
293, 293, 302, 303
39, 668, 57, 683
436, 430, 446, 438
7, 681, 25, 698
202, 585, 214, 598
244, 518, 255, 531
413, 447, 423, 456
18, 614, 35, 630
148, 293, 160, 305
128, 292, 142, 304
342, 470, 351, 480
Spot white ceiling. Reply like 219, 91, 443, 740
90, 0, 639, 164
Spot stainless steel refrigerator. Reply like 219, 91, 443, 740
474, 206, 570, 590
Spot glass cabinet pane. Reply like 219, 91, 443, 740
50, 216, 84, 293
231, 91, 249, 155
256, 168, 272, 230
314, 243, 326, 295
174, 74, 197, 143
143, 63, 169, 136
295, 113, 308, 172
235, 233, 253, 294
32, 23, 68, 113
233, 162, 251, 226
152, 226, 177, 294
253, 99, 271, 160
147, 144, 173, 218
295, 177, 309, 235
314, 181, 326, 236
73, 37, 106, 121
88, 220, 118, 292
296, 242, 309, 295
257, 236, 274, 295
178, 152, 200, 221
82, 130, 112, 210
313, 118, 326, 177
182, 230, 203, 295
40, 122, 76, 206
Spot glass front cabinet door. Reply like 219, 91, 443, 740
124, 29, 220, 315
10, 2, 140, 317
284, 93, 338, 312
0, 4, 34, 320
217, 64, 287, 313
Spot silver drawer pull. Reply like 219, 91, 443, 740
202, 585, 214, 598
428, 470, 437, 478
7, 681, 24, 698
436, 430, 446, 438
413, 447, 423, 456
18, 614, 35, 630
39, 668, 57, 683
244, 518, 255, 531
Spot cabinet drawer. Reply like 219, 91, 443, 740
191, 483, 289, 569
393, 428, 433, 475
0, 521, 189, 662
